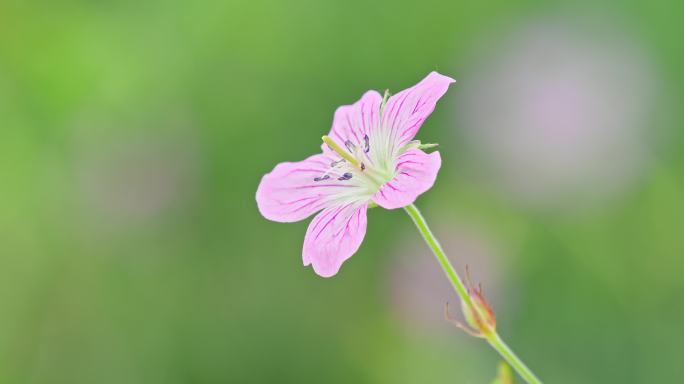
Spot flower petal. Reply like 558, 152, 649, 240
372, 149, 441, 209
322, 90, 383, 153
303, 202, 368, 277
381, 72, 455, 150
256, 154, 367, 222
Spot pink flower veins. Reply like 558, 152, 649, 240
256, 72, 455, 277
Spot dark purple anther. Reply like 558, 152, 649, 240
345, 140, 356, 152
360, 162, 366, 171
314, 175, 330, 182
337, 172, 353, 181
363, 135, 370, 153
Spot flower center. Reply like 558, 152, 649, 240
319, 135, 393, 189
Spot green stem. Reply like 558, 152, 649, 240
404, 203, 542, 384
486, 332, 541, 384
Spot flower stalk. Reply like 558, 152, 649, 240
403, 203, 542, 384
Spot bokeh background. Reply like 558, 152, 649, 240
1, 1, 683, 383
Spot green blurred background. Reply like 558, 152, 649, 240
1, 0, 683, 383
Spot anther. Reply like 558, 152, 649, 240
360, 162, 366, 171
363, 135, 370, 153
337, 172, 353, 181
313, 175, 330, 182
344, 140, 356, 152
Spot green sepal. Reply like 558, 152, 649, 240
401, 140, 439, 152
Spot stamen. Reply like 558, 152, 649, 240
330, 159, 346, 167
337, 172, 352, 181
344, 140, 356, 152
363, 135, 370, 153
313, 175, 330, 182
360, 162, 366, 171
321, 136, 360, 168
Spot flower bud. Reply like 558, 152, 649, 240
461, 282, 496, 336
445, 266, 497, 338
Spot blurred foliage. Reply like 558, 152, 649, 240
0, 0, 683, 383
492, 362, 515, 384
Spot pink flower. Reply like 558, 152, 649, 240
256, 72, 455, 277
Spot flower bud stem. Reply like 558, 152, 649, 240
404, 203, 543, 384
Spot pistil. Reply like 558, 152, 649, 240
322, 135, 361, 168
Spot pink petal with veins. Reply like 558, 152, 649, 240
303, 202, 368, 277
256, 154, 365, 222
322, 90, 383, 154
372, 149, 441, 209
382, 72, 455, 150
